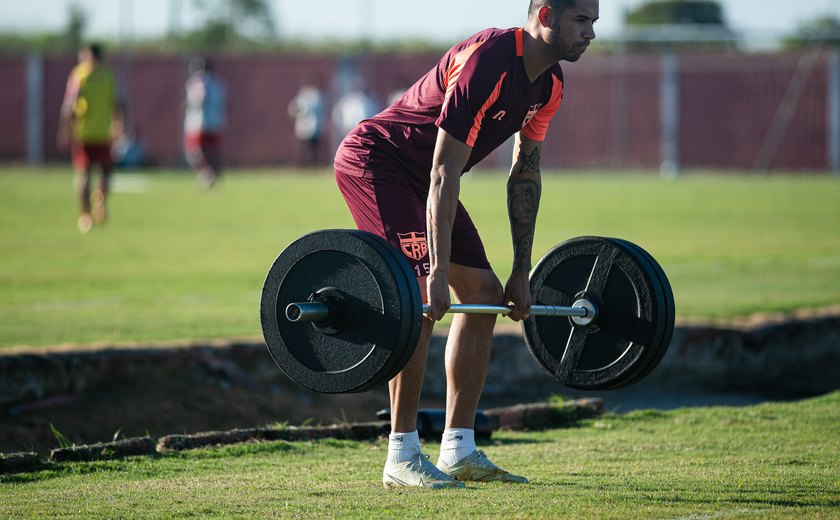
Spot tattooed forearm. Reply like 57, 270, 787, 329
507, 141, 542, 272
512, 233, 534, 272
518, 147, 541, 174
507, 177, 541, 272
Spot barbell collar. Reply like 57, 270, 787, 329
286, 302, 331, 323
286, 300, 596, 323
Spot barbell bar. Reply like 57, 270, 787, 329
285, 299, 598, 326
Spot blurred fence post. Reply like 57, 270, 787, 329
660, 48, 679, 178
26, 52, 44, 165
755, 47, 822, 172
829, 50, 840, 176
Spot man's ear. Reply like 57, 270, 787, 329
537, 5, 554, 28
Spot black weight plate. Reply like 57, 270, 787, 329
260, 230, 417, 393
608, 238, 675, 388
345, 230, 423, 391
593, 238, 667, 390
522, 236, 664, 390
337, 232, 407, 392
348, 231, 423, 387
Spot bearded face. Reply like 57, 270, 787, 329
544, 0, 597, 62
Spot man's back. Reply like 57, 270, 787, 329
335, 27, 564, 186
69, 63, 116, 144
185, 72, 226, 135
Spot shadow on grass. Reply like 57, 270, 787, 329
476, 436, 551, 447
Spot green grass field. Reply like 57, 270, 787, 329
1, 167, 839, 349
2, 392, 838, 518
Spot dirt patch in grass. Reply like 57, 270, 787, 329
2, 308, 839, 455
0, 340, 396, 454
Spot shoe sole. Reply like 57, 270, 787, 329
383, 480, 464, 489
77, 215, 93, 233
445, 467, 529, 484
383, 474, 465, 489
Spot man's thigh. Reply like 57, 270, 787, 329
73, 143, 113, 171
335, 172, 491, 278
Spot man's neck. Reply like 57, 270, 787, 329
521, 24, 559, 83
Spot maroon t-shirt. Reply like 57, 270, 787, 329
334, 27, 564, 190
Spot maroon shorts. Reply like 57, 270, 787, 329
335, 170, 491, 278
72, 143, 113, 171
184, 132, 221, 152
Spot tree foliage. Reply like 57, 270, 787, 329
187, 0, 276, 49
620, 0, 735, 51
66, 2, 87, 50
783, 16, 840, 49
0, 1, 90, 55
625, 0, 726, 26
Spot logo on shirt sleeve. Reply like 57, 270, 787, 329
398, 231, 428, 261
522, 103, 543, 128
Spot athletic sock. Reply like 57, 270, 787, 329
437, 428, 476, 467
386, 430, 421, 465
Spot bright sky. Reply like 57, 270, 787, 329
0, 0, 838, 46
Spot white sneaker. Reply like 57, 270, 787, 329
77, 213, 93, 234
438, 450, 529, 484
383, 450, 466, 489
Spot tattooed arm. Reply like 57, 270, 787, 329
504, 133, 543, 321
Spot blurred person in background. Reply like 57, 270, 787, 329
111, 117, 153, 169
332, 77, 379, 141
58, 42, 123, 233
184, 57, 227, 189
288, 76, 327, 167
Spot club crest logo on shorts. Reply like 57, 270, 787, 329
398, 231, 428, 261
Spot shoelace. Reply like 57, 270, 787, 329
416, 453, 451, 479
475, 451, 501, 470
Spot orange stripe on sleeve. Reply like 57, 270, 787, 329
443, 41, 485, 98
466, 72, 507, 147
521, 74, 563, 142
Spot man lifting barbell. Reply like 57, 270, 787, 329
332, 0, 599, 489
262, 0, 671, 488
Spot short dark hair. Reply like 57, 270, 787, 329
528, 0, 577, 18
188, 56, 211, 74
85, 43, 104, 60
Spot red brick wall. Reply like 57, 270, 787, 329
0, 58, 27, 160
679, 53, 827, 170
1, 51, 832, 171
547, 54, 663, 169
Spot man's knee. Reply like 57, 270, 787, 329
475, 276, 504, 304
450, 267, 503, 304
